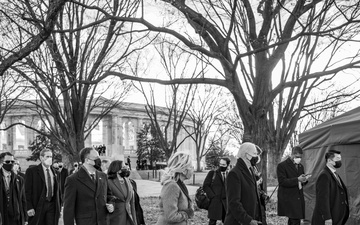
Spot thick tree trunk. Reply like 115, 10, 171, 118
196, 156, 202, 172
268, 142, 282, 180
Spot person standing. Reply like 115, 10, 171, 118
312, 150, 349, 225
156, 152, 194, 225
52, 161, 69, 200
203, 157, 230, 225
107, 160, 137, 225
63, 147, 114, 225
277, 146, 309, 225
127, 156, 132, 170
224, 142, 263, 225
0, 152, 27, 225
25, 149, 61, 225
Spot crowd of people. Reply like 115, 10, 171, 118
0, 142, 349, 225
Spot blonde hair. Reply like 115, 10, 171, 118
161, 152, 192, 185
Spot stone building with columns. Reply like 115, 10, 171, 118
0, 101, 199, 169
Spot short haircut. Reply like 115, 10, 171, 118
0, 152, 13, 162
292, 146, 303, 155
40, 148, 52, 157
107, 160, 123, 179
79, 147, 94, 163
220, 157, 231, 166
325, 150, 341, 161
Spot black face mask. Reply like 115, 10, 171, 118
249, 156, 259, 167
58, 165, 63, 169
2, 163, 13, 172
119, 168, 130, 177
93, 158, 102, 171
333, 160, 342, 168
219, 166, 228, 172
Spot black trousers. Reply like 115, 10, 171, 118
288, 218, 301, 225
208, 205, 226, 225
29, 200, 56, 225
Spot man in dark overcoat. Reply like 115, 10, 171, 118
224, 142, 264, 225
312, 150, 349, 225
63, 147, 114, 225
203, 157, 230, 225
277, 146, 309, 225
0, 152, 27, 225
25, 149, 61, 225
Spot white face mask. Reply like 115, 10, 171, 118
44, 158, 53, 166
294, 157, 301, 164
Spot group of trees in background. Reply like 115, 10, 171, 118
1, 0, 360, 187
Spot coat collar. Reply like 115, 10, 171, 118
324, 166, 345, 189
77, 166, 96, 193
236, 158, 256, 185
285, 157, 300, 174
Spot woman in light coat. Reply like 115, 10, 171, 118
107, 160, 137, 225
156, 152, 194, 225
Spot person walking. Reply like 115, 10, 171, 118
107, 160, 137, 225
312, 150, 349, 225
25, 149, 61, 225
224, 142, 264, 225
0, 152, 27, 225
277, 146, 309, 225
127, 156, 132, 170
63, 147, 114, 225
156, 152, 194, 225
203, 157, 230, 225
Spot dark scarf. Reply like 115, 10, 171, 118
176, 179, 191, 202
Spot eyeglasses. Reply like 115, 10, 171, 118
4, 160, 15, 164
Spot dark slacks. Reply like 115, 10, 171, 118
288, 218, 301, 225
208, 204, 226, 225
29, 200, 56, 225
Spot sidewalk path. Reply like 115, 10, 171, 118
135, 179, 199, 198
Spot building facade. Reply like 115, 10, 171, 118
0, 102, 199, 169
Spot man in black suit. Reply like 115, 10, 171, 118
312, 150, 349, 225
25, 149, 61, 225
203, 157, 230, 225
277, 146, 309, 225
0, 152, 27, 225
224, 142, 264, 225
63, 147, 114, 225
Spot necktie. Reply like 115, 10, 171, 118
46, 169, 53, 201
90, 174, 95, 183
334, 172, 343, 187
222, 172, 226, 182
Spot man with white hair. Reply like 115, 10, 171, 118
224, 142, 264, 225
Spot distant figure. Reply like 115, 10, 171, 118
127, 156, 132, 170
52, 161, 69, 200
13, 159, 26, 180
63, 147, 114, 225
25, 149, 61, 225
224, 142, 264, 225
107, 160, 137, 225
312, 150, 349, 225
156, 152, 194, 225
0, 152, 27, 225
203, 157, 230, 225
277, 146, 309, 225
101, 159, 111, 174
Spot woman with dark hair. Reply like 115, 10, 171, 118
107, 160, 137, 225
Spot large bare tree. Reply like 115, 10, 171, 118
134, 42, 198, 160
100, 0, 360, 185
1, 0, 146, 162
183, 85, 228, 171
